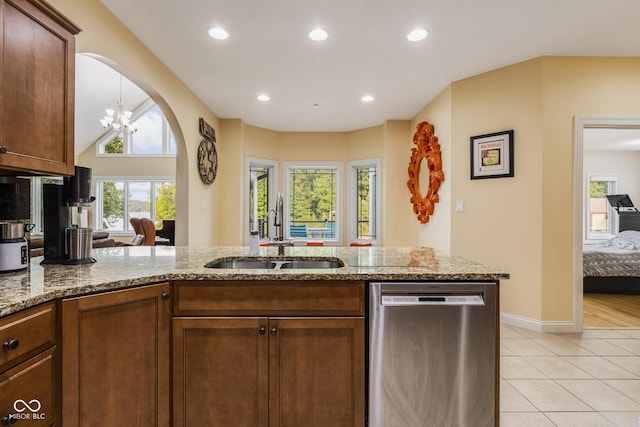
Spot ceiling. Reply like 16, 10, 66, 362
76, 0, 640, 151
75, 55, 150, 155
583, 128, 640, 151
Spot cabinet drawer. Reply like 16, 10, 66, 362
0, 302, 56, 371
0, 347, 57, 427
173, 280, 365, 316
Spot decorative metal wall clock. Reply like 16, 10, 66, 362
407, 121, 444, 223
197, 139, 218, 185
197, 118, 218, 185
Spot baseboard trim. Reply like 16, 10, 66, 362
500, 312, 578, 333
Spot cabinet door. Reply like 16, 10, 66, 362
0, 347, 56, 427
269, 317, 365, 427
173, 317, 269, 427
0, 0, 78, 175
62, 283, 171, 427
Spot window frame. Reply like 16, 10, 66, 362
347, 158, 381, 245
93, 176, 176, 235
585, 173, 619, 240
96, 99, 176, 157
245, 157, 279, 243
284, 161, 343, 246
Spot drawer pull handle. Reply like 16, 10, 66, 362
270, 328, 277, 336
258, 327, 266, 335
3, 339, 19, 351
2, 414, 17, 424
161, 292, 170, 301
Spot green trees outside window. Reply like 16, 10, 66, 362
289, 168, 337, 238
97, 180, 175, 232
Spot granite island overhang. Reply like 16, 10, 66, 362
0, 245, 509, 318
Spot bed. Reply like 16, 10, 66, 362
583, 230, 640, 294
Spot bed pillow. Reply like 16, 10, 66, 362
610, 230, 640, 249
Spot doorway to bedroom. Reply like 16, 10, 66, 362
577, 117, 640, 328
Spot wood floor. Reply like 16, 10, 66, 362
583, 294, 640, 328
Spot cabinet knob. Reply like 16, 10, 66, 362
270, 328, 277, 336
0, 146, 6, 154
3, 339, 19, 351
1, 415, 17, 424
258, 327, 266, 335
161, 292, 170, 301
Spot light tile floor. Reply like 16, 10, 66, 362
501, 324, 640, 426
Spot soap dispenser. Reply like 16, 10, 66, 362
249, 231, 260, 254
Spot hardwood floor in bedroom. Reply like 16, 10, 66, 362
583, 294, 640, 328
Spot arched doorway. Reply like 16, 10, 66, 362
75, 53, 187, 244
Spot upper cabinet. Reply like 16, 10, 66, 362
0, 0, 80, 176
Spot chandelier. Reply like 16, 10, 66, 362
99, 75, 138, 135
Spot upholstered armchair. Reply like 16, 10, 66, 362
139, 218, 170, 246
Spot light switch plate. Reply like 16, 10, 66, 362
455, 200, 464, 212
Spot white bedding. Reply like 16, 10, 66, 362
583, 230, 640, 254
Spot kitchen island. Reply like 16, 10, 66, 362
0, 246, 507, 427
0, 245, 508, 317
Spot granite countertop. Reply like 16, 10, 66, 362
0, 246, 509, 318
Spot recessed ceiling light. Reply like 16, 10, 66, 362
407, 28, 428, 42
257, 94, 270, 102
361, 95, 375, 103
208, 27, 229, 40
309, 28, 328, 41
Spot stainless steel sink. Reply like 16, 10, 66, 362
206, 259, 275, 269
204, 256, 344, 269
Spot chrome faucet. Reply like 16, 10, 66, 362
269, 192, 293, 255
274, 192, 284, 241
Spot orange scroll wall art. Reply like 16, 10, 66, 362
407, 121, 444, 223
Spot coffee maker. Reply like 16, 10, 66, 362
42, 166, 97, 265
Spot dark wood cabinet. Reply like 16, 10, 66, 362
0, 301, 57, 426
173, 316, 364, 427
173, 317, 269, 427
268, 317, 364, 427
61, 283, 171, 427
0, 0, 79, 176
172, 280, 365, 427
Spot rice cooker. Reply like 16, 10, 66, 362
0, 222, 29, 272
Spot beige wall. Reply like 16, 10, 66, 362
410, 86, 452, 252
218, 120, 397, 245
426, 56, 640, 325
51, 0, 219, 246
540, 57, 640, 322
77, 153, 176, 178
449, 58, 544, 322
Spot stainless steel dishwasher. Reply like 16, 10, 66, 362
369, 281, 497, 427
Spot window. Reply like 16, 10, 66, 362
97, 101, 176, 156
347, 159, 380, 244
247, 159, 278, 239
28, 176, 63, 234
95, 178, 176, 233
587, 174, 618, 239
285, 162, 342, 244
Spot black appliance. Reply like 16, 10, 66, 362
0, 178, 31, 220
42, 166, 97, 265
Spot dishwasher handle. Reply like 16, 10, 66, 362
380, 294, 484, 306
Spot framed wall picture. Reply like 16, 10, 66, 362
470, 130, 514, 179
